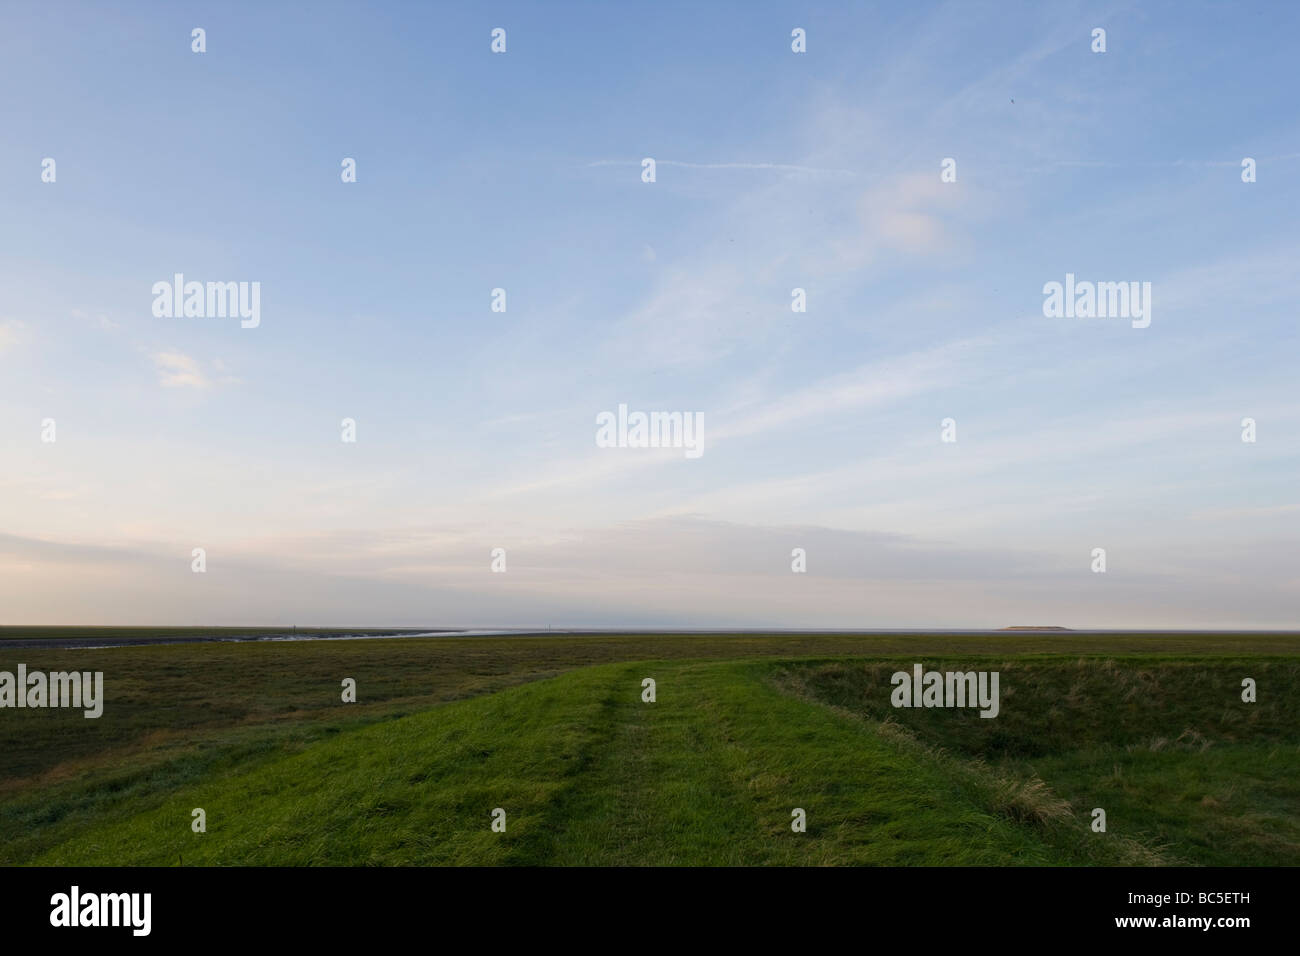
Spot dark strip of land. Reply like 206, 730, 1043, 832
4, 626, 1299, 651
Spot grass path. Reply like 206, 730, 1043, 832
525, 661, 1065, 864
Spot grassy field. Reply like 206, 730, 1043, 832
1, 632, 1296, 865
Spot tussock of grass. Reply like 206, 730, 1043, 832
989, 776, 1073, 827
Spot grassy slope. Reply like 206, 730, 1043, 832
21, 656, 1290, 866
781, 657, 1300, 866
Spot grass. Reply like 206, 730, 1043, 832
779, 656, 1300, 866
2, 632, 1297, 865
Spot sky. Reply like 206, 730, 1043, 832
0, 0, 1296, 628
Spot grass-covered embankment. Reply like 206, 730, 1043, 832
5, 643, 1295, 865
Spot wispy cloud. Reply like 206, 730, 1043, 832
151, 351, 211, 389
714, 336, 989, 443
71, 308, 119, 331
586, 158, 855, 176
149, 352, 241, 389
0, 319, 25, 353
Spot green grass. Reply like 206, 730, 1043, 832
3, 633, 1297, 865
17, 660, 1153, 865
780, 656, 1300, 866
4, 632, 1293, 785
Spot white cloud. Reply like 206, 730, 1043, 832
149, 352, 241, 388
713, 335, 989, 443
151, 351, 211, 388
0, 319, 25, 353
71, 308, 120, 330
587, 158, 855, 177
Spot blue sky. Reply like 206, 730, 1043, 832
1, 0, 1297, 627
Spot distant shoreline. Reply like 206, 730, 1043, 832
1, 625, 1297, 651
